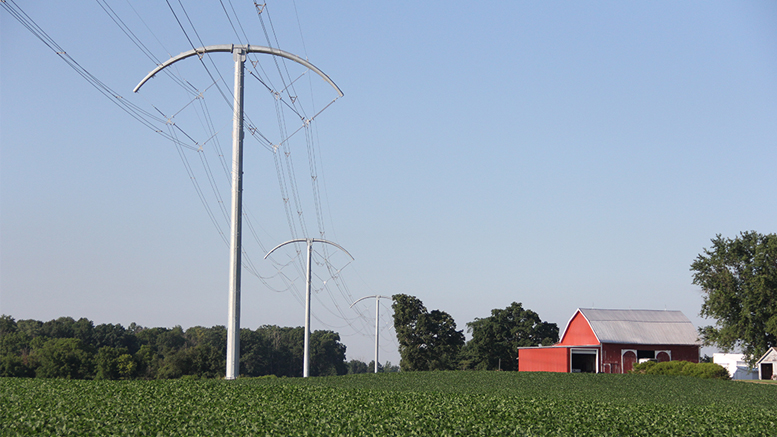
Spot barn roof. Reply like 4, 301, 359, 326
568, 308, 701, 345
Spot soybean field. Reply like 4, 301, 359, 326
2, 371, 775, 436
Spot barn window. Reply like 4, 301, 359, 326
637, 350, 655, 360
570, 349, 598, 373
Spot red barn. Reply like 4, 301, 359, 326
518, 308, 700, 373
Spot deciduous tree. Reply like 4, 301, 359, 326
392, 294, 465, 371
691, 231, 777, 364
346, 359, 370, 374
463, 302, 558, 370
34, 338, 95, 379
96, 346, 136, 380
309, 330, 347, 376
0, 317, 35, 377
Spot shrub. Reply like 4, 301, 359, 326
683, 362, 730, 380
631, 360, 729, 380
631, 360, 657, 374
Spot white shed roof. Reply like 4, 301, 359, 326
756, 347, 777, 364
573, 308, 701, 345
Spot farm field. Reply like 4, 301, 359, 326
1, 372, 775, 436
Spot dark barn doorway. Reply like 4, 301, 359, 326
571, 350, 597, 373
761, 363, 773, 380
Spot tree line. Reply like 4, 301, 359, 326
0, 297, 559, 378
0, 316, 397, 379
0, 294, 558, 378
4, 231, 772, 378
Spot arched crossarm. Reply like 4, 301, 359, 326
264, 238, 354, 260
133, 44, 343, 97
350, 295, 390, 308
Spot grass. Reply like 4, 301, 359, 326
1, 372, 775, 436
740, 378, 777, 385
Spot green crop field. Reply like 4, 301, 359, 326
1, 372, 775, 436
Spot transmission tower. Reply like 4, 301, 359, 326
134, 44, 342, 380
265, 238, 353, 377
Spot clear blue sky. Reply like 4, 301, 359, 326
2, 1, 775, 365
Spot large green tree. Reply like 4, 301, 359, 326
0, 316, 35, 377
33, 338, 95, 379
392, 294, 465, 371
240, 325, 303, 377
691, 231, 777, 364
463, 302, 559, 371
309, 330, 347, 376
96, 346, 136, 380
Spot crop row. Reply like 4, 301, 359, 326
283, 370, 777, 408
1, 373, 775, 436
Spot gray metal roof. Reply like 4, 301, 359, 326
572, 308, 701, 345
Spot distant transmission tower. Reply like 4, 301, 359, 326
265, 238, 353, 378
350, 295, 390, 373
134, 44, 343, 380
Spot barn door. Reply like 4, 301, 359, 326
622, 350, 637, 373
761, 363, 773, 380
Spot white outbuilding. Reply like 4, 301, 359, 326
712, 353, 758, 380
756, 347, 777, 380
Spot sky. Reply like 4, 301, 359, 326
1, 1, 776, 367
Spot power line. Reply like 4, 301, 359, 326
1, 0, 199, 150
5, 0, 389, 356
